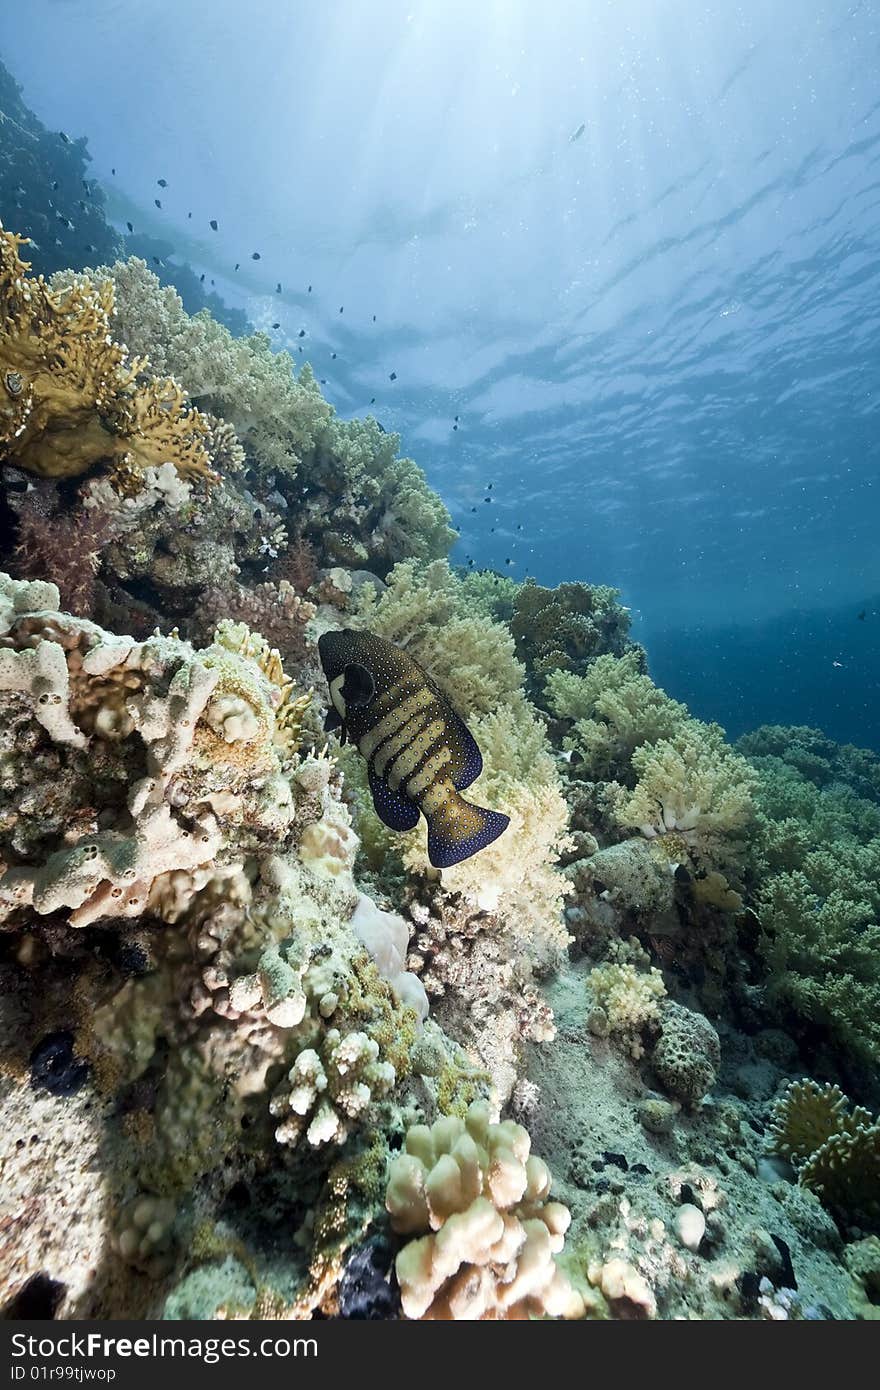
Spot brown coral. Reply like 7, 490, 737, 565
0, 225, 216, 483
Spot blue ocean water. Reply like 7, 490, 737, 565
2, 0, 878, 744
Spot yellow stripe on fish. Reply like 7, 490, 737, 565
358, 686, 434, 760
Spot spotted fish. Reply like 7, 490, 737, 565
317, 628, 509, 869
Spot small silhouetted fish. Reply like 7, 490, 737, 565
299, 346, 303, 352
308, 284, 312, 292
157, 178, 167, 187
126, 221, 133, 233
59, 131, 69, 143
211, 278, 215, 286
86, 244, 96, 253
490, 527, 495, 532
112, 167, 116, 175
370, 397, 375, 404
487, 482, 493, 488
332, 352, 337, 359
210, 219, 218, 230
152, 256, 162, 265
234, 262, 239, 270
858, 610, 866, 621
517, 523, 522, 530
570, 122, 586, 142
373, 314, 376, 321
339, 305, 344, 313
52, 181, 58, 190
484, 497, 491, 503
468, 559, 474, 566
276, 282, 282, 293
200, 273, 205, 282
377, 422, 386, 433
154, 198, 162, 208
272, 321, 280, 329
187, 211, 192, 218
454, 415, 459, 421
320, 378, 327, 384
298, 329, 306, 337
82, 180, 89, 192
252, 251, 261, 260
389, 371, 397, 381
505, 559, 513, 566
470, 506, 477, 513
453, 424, 458, 431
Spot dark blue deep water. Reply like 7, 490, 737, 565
2, 0, 878, 745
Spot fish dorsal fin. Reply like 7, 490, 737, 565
341, 662, 375, 709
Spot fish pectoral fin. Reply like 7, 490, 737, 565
369, 770, 420, 832
341, 662, 375, 708
323, 705, 343, 733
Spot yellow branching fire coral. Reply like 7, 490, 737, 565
0, 224, 216, 482
770, 1079, 880, 1227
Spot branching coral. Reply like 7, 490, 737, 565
546, 651, 691, 781
757, 852, 880, 1063
587, 955, 666, 1057
385, 1102, 583, 1319
1, 226, 216, 483
510, 578, 635, 695
770, 1080, 880, 1229
619, 732, 757, 871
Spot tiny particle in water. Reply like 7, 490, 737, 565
470, 506, 477, 513
331, 352, 337, 359
339, 305, 344, 313
308, 284, 312, 292
517, 523, 523, 530
112, 167, 116, 175
370, 397, 375, 404
298, 329, 306, 338
453, 424, 458, 431
252, 251, 261, 260
484, 497, 491, 503
154, 198, 162, 209
487, 482, 493, 488
272, 321, 280, 329
490, 527, 495, 532
59, 130, 69, 143
372, 314, 376, 321
157, 177, 167, 187
200, 273, 205, 282
298, 345, 303, 352
505, 558, 512, 565
276, 282, 282, 293
187, 211, 192, 218
454, 415, 459, 421
234, 262, 239, 271
52, 181, 58, 190
126, 221, 133, 233
211, 279, 215, 286
389, 371, 397, 381
82, 180, 89, 192
210, 219, 218, 231
320, 378, 327, 384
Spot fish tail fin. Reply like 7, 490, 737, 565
426, 796, 510, 869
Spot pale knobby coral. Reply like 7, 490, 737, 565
386, 1102, 584, 1319
587, 948, 666, 1058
